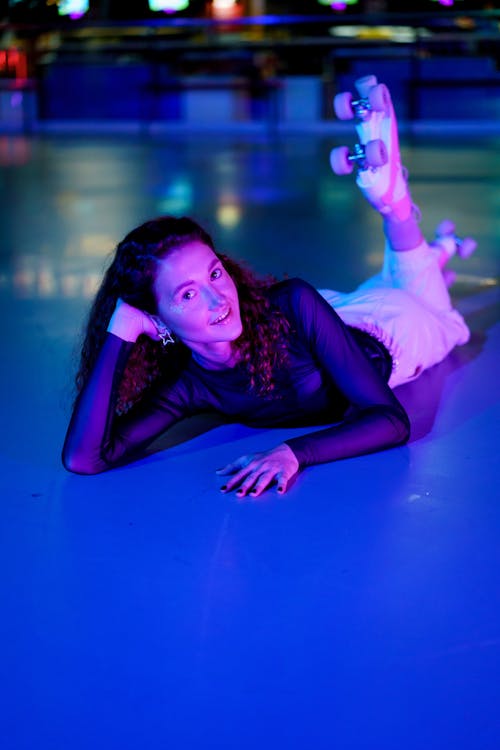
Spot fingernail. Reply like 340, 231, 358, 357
250, 490, 257, 496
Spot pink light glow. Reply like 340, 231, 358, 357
331, 2, 347, 8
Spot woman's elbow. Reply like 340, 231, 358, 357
61, 448, 105, 476
396, 409, 411, 445
381, 403, 410, 447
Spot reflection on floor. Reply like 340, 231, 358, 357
0, 131, 499, 749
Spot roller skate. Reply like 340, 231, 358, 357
430, 219, 478, 287
330, 75, 414, 222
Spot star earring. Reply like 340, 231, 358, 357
148, 314, 175, 346
156, 323, 175, 347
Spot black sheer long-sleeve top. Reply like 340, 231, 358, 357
62, 279, 410, 475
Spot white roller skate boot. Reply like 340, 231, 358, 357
430, 219, 478, 287
330, 75, 415, 222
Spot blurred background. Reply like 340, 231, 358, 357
1, 7, 499, 749
0, 0, 499, 134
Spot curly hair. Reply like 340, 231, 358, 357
75, 216, 290, 414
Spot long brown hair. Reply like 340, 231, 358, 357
75, 216, 289, 414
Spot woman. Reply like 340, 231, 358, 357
62, 76, 471, 497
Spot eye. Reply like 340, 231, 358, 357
211, 267, 222, 281
182, 289, 195, 301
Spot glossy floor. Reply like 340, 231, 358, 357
0, 131, 499, 749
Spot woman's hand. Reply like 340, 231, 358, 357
107, 298, 167, 343
216, 443, 300, 498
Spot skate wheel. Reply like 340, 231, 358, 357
365, 139, 388, 168
334, 92, 354, 120
458, 237, 477, 259
442, 269, 457, 289
368, 83, 390, 114
355, 75, 378, 98
435, 219, 456, 237
330, 146, 354, 176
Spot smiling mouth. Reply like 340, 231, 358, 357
210, 309, 231, 325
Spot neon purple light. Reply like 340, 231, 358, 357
331, 2, 347, 8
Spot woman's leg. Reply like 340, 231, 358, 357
324, 75, 471, 385
336, 75, 476, 299
347, 75, 455, 308
345, 75, 471, 311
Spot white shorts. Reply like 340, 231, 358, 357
318, 239, 470, 388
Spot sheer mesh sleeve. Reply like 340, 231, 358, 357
62, 334, 189, 474
282, 280, 410, 467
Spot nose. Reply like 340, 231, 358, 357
203, 286, 225, 309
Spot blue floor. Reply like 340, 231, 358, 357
0, 130, 499, 749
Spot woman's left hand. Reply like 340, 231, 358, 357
216, 444, 300, 498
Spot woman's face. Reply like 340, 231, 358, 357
153, 240, 243, 356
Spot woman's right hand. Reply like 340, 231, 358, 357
107, 298, 165, 343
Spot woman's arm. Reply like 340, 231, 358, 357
62, 302, 184, 475
284, 403, 409, 468
217, 280, 409, 496
284, 280, 410, 466
62, 333, 134, 474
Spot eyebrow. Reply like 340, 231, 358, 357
172, 257, 220, 297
